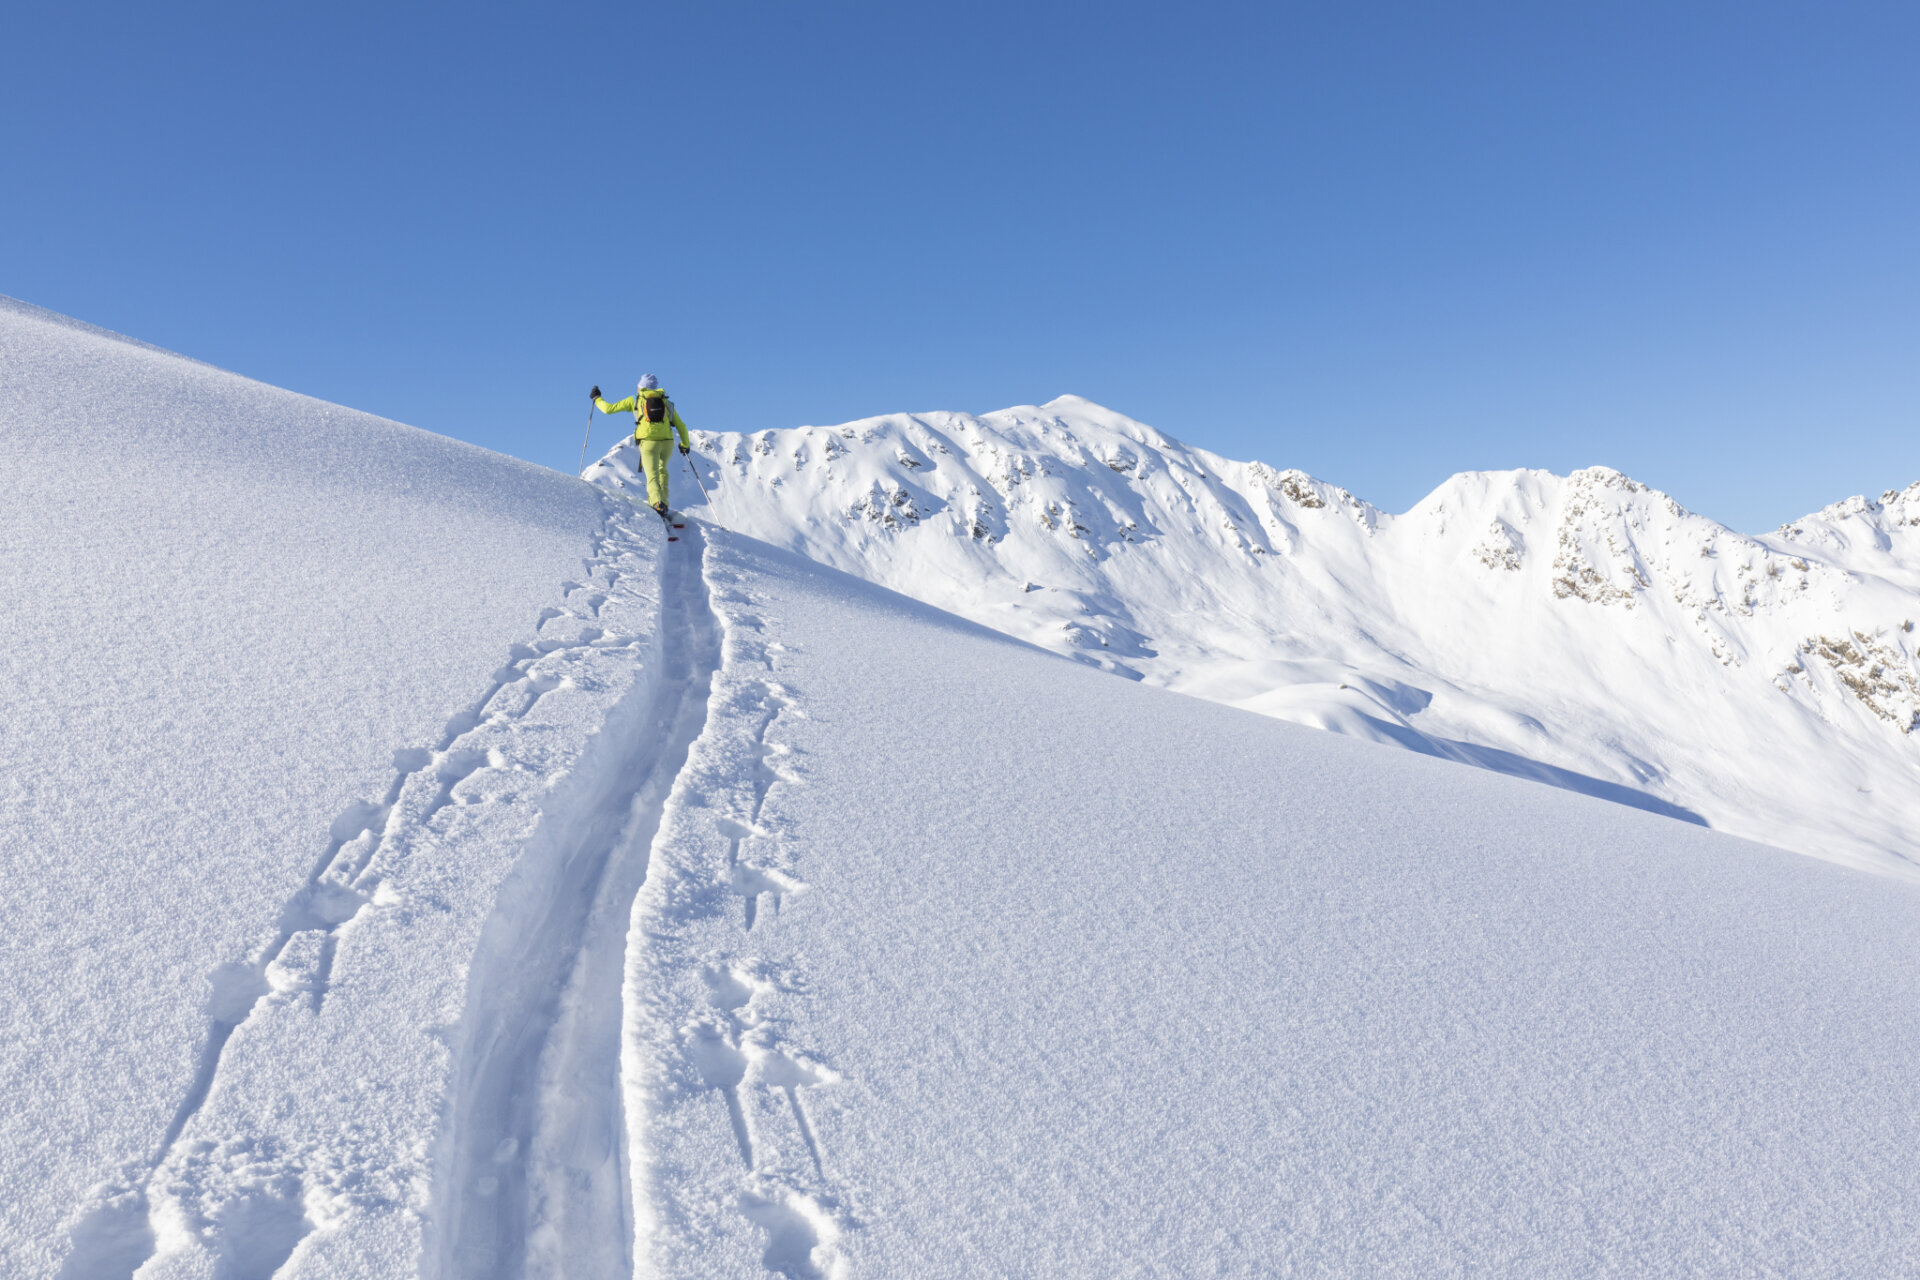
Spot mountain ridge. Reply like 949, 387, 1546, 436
602, 396, 1920, 875
13, 297, 1920, 1276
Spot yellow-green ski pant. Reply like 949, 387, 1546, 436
637, 437, 672, 508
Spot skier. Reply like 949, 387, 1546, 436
590, 374, 691, 517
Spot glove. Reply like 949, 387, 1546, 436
589, 385, 601, 400
678, 444, 690, 456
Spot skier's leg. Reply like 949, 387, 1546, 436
640, 438, 672, 509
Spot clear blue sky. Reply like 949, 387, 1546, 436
5, 1, 1915, 531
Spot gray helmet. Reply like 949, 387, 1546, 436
638, 373, 659, 391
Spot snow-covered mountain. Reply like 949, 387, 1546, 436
12, 296, 1920, 1278
625, 399, 1920, 876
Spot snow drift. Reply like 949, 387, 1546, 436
8, 296, 1920, 1278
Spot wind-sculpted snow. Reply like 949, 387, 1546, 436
645, 400, 1920, 873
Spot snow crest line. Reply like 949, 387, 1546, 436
428, 517, 721, 1280
54, 504, 677, 1280
625, 535, 851, 1280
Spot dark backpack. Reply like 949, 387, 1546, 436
643, 395, 668, 424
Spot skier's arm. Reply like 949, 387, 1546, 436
597, 395, 638, 415
670, 407, 691, 450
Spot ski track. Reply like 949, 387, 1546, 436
54, 499, 853, 1280
627, 541, 852, 1280
54, 500, 691, 1280
431, 519, 721, 1280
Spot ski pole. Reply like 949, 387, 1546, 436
681, 445, 718, 520
578, 398, 595, 476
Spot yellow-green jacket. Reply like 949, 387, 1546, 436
596, 388, 690, 446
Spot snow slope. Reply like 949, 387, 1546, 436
0, 297, 609, 1276
10, 301, 1920, 1278
625, 529, 1920, 1279
649, 400, 1920, 875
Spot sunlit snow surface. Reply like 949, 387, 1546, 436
642, 400, 1920, 875
0, 297, 604, 1277
8, 298, 1920, 1278
623, 531, 1920, 1279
